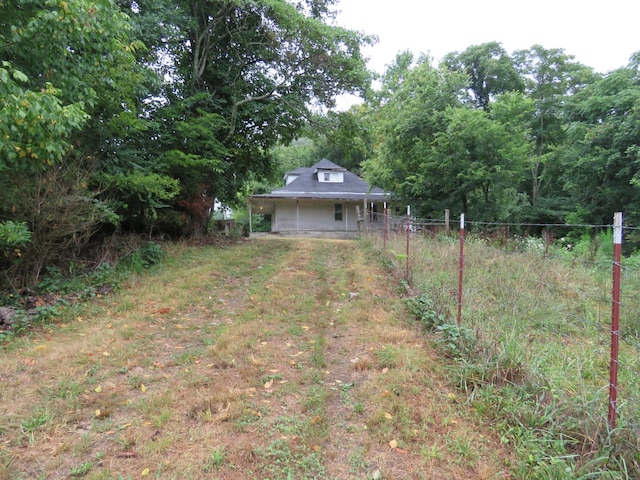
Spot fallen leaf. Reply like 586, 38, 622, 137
95, 386, 102, 393
389, 439, 398, 449
141, 468, 149, 476
95, 409, 101, 417
384, 412, 392, 420
140, 384, 147, 392
310, 416, 322, 425
103, 351, 110, 356
264, 380, 273, 389
382, 367, 389, 374
395, 447, 408, 454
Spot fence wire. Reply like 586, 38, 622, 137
363, 208, 640, 451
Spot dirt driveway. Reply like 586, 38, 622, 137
0, 238, 512, 479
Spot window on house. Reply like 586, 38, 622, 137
334, 203, 343, 221
324, 172, 331, 181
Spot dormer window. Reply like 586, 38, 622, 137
317, 170, 344, 183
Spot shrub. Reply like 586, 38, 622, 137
121, 241, 164, 273
405, 293, 446, 330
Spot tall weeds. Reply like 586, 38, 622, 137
362, 232, 640, 479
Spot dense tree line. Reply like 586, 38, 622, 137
2, 1, 639, 288
1, 0, 373, 285
354, 44, 640, 232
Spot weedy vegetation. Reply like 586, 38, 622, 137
365, 229, 640, 479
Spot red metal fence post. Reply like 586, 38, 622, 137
457, 213, 465, 325
406, 205, 410, 280
383, 202, 387, 251
608, 212, 623, 429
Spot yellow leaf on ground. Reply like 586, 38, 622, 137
264, 380, 273, 389
140, 384, 147, 392
141, 468, 149, 476
95, 409, 101, 417
389, 439, 398, 449
94, 386, 102, 393
384, 412, 392, 420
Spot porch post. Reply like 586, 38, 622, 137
296, 199, 299, 234
345, 202, 348, 232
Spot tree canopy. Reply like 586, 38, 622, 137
0, 0, 375, 284
2, 0, 640, 286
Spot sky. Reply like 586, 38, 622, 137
335, 0, 640, 76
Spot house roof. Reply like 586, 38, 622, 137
253, 159, 389, 201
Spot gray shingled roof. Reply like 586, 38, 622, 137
253, 159, 389, 201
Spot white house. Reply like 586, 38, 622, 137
249, 159, 391, 237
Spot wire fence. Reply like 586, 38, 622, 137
363, 207, 640, 454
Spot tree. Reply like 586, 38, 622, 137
512, 45, 596, 215
361, 59, 468, 216
118, 0, 375, 234
1, 0, 149, 283
561, 62, 640, 225
442, 42, 524, 111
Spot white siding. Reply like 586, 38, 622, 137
273, 199, 360, 232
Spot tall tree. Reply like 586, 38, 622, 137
442, 42, 524, 111
119, 0, 375, 233
361, 59, 468, 216
512, 45, 595, 215
561, 60, 640, 225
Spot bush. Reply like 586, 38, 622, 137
121, 241, 164, 273
405, 293, 445, 330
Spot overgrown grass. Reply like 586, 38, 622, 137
0, 237, 515, 479
363, 231, 640, 478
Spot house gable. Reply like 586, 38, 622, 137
264, 158, 387, 200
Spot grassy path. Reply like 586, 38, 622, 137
1, 238, 512, 479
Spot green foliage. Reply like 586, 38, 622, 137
121, 242, 164, 273
435, 323, 476, 359
405, 293, 474, 358
405, 293, 446, 330
203, 447, 226, 472
0, 63, 89, 172
0, 221, 31, 248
